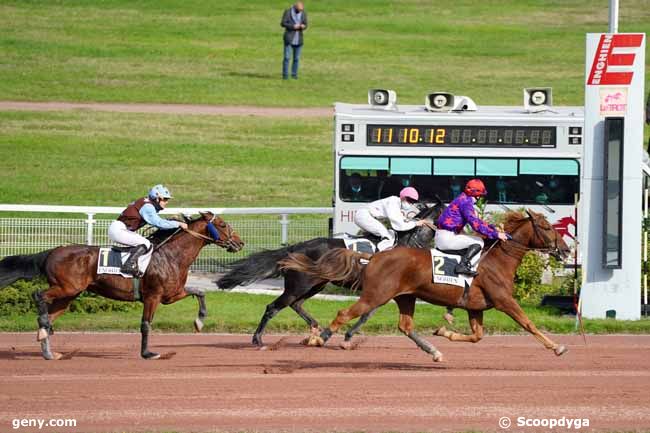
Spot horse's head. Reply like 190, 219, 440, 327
506, 210, 570, 260
191, 211, 244, 253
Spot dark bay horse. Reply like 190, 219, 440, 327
0, 212, 243, 360
280, 210, 570, 362
216, 204, 442, 347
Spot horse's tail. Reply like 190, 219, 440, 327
0, 249, 53, 289
216, 246, 293, 289
279, 248, 370, 291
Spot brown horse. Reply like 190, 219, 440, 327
280, 210, 570, 362
0, 212, 243, 360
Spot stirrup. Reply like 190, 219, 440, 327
454, 264, 477, 277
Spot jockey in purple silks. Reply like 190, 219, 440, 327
435, 179, 509, 276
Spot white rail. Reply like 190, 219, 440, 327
0, 205, 333, 273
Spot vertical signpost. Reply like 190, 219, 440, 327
580, 33, 646, 320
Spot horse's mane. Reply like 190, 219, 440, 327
146, 215, 202, 245
503, 211, 529, 234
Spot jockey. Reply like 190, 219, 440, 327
354, 187, 430, 251
108, 184, 188, 277
435, 179, 509, 276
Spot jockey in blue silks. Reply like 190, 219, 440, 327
108, 185, 188, 277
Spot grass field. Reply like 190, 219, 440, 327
2, 290, 650, 335
0, 110, 331, 206
1, 1, 650, 207
1, 0, 649, 107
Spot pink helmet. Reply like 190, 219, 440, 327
399, 187, 419, 202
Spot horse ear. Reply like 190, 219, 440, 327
199, 211, 213, 220
525, 209, 534, 219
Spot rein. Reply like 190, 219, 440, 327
498, 217, 560, 259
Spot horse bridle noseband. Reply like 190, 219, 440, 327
501, 215, 562, 259
182, 214, 239, 250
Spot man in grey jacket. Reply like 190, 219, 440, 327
281, 2, 308, 80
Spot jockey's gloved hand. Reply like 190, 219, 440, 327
498, 232, 511, 241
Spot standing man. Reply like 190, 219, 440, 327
281, 2, 307, 80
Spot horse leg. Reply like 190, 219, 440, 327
395, 295, 443, 362
290, 298, 320, 335
141, 296, 162, 360
342, 307, 379, 347
185, 287, 207, 333
434, 309, 484, 343
33, 286, 78, 360
252, 291, 299, 347
496, 298, 567, 356
313, 300, 375, 347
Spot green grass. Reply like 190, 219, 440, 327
2, 290, 650, 334
0, 0, 649, 107
0, 110, 331, 207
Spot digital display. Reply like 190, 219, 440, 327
367, 125, 556, 147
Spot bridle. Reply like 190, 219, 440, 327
499, 215, 563, 259
183, 214, 240, 250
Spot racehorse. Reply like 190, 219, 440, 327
0, 212, 243, 360
280, 210, 570, 362
216, 203, 443, 347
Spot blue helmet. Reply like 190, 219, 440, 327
148, 184, 173, 200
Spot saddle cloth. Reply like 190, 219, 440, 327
430, 249, 480, 288
338, 235, 377, 254
97, 247, 151, 278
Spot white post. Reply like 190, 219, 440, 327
609, 0, 619, 33
280, 214, 289, 245
86, 213, 95, 245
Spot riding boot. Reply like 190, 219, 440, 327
377, 237, 394, 251
454, 244, 482, 277
120, 244, 148, 277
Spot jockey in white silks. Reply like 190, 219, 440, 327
354, 187, 430, 251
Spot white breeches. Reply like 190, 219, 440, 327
434, 229, 484, 251
354, 209, 392, 239
108, 221, 152, 252
354, 209, 395, 251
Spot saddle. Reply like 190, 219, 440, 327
97, 246, 151, 278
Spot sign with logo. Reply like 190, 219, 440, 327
587, 34, 643, 86
599, 88, 628, 116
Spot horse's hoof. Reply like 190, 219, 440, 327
340, 340, 352, 350
443, 313, 454, 325
304, 335, 324, 347
193, 318, 204, 333
142, 351, 160, 360
52, 352, 63, 360
432, 351, 444, 362
554, 345, 568, 356
36, 328, 49, 342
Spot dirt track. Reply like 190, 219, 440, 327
0, 333, 649, 433
0, 101, 331, 118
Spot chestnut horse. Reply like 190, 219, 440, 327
280, 210, 570, 362
216, 203, 442, 347
0, 212, 243, 360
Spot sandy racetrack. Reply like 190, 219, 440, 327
0, 333, 649, 432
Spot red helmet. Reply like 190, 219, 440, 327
464, 179, 487, 197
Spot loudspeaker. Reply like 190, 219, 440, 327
524, 87, 553, 112
368, 89, 397, 110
